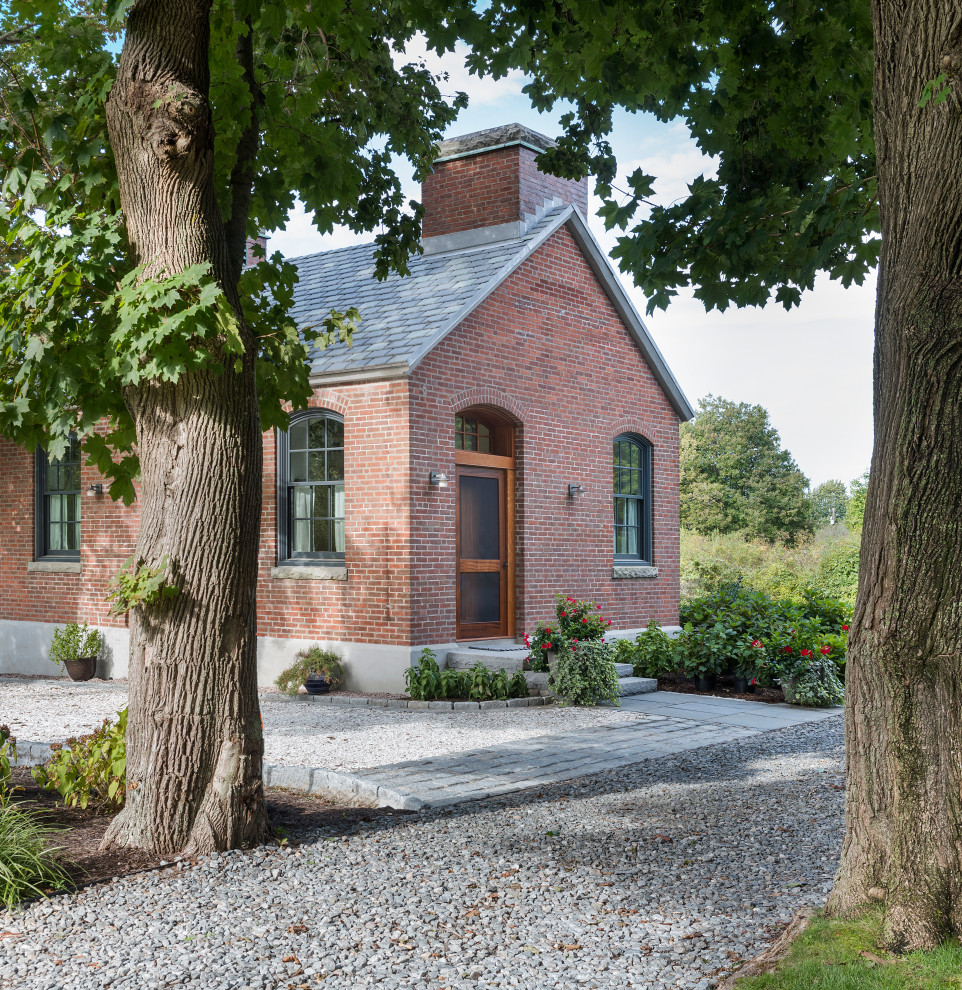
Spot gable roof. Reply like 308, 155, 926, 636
288, 205, 694, 421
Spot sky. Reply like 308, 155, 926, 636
267, 40, 876, 491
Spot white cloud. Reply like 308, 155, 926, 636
395, 35, 528, 109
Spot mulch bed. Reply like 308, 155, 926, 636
656, 673, 787, 705
7, 766, 402, 897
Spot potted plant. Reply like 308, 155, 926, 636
731, 638, 765, 693
49, 622, 104, 681
275, 645, 346, 696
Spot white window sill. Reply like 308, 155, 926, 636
612, 565, 658, 579
27, 560, 82, 574
271, 565, 347, 581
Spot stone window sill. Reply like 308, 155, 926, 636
27, 560, 82, 574
271, 565, 347, 581
612, 565, 658, 579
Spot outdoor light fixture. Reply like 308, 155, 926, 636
429, 471, 449, 488
86, 484, 103, 497
567, 483, 585, 497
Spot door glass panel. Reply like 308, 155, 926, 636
459, 475, 500, 560
460, 572, 501, 625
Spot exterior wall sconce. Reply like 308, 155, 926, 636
86, 484, 104, 497
429, 472, 449, 488
567, 483, 584, 497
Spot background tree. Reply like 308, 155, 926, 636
458, 0, 962, 951
810, 479, 849, 528
847, 470, 870, 530
0, 0, 464, 854
680, 395, 812, 544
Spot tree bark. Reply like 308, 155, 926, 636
826, 1, 962, 950
100, 0, 270, 854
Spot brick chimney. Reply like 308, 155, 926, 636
421, 124, 589, 241
245, 235, 267, 266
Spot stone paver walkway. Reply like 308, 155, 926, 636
268, 692, 842, 810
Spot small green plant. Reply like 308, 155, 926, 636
549, 640, 620, 706
0, 798, 72, 911
614, 621, 678, 679
274, 645, 346, 696
404, 651, 528, 701
32, 708, 127, 813
0, 725, 17, 801
404, 648, 443, 700
106, 554, 179, 616
48, 621, 104, 670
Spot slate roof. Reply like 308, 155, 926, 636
288, 204, 570, 379
286, 203, 694, 421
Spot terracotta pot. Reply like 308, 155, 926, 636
64, 656, 97, 682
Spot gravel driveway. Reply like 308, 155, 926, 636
2, 679, 647, 772
0, 716, 845, 990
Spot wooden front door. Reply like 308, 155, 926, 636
456, 466, 508, 640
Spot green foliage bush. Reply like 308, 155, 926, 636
681, 527, 860, 606
48, 621, 104, 669
678, 583, 850, 697
549, 641, 620, 707
275, 645, 345, 696
0, 724, 72, 911
0, 798, 71, 911
32, 708, 127, 813
404, 649, 527, 702
612, 621, 678, 679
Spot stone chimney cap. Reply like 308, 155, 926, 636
434, 123, 556, 163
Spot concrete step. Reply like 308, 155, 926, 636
445, 650, 526, 673
614, 662, 634, 677
617, 676, 658, 696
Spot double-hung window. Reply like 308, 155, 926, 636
36, 434, 82, 560
277, 411, 345, 563
613, 433, 652, 564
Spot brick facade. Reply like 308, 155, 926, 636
0, 125, 683, 688
409, 225, 680, 643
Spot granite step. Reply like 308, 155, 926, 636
445, 650, 526, 673
614, 662, 634, 677
617, 676, 658, 696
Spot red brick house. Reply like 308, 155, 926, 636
0, 124, 693, 691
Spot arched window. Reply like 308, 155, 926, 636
613, 434, 652, 563
35, 433, 81, 560
278, 411, 344, 562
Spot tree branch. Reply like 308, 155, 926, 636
225, 10, 263, 281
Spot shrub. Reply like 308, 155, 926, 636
275, 645, 345, 696
404, 650, 527, 701
784, 657, 845, 707
613, 622, 678, 679
32, 708, 127, 813
549, 641, 620, 706
0, 800, 71, 911
525, 594, 612, 671
48, 621, 104, 670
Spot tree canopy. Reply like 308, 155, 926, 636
680, 395, 812, 544
0, 0, 464, 495
810, 479, 849, 528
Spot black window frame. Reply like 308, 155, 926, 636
35, 433, 82, 561
276, 410, 345, 565
613, 433, 653, 565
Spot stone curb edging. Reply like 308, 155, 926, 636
12, 740, 423, 812
268, 694, 554, 710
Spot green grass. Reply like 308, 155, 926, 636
736, 907, 962, 990
0, 799, 72, 911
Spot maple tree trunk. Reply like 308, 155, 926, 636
100, 0, 270, 854
826, 1, 962, 950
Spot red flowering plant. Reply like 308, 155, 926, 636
525, 594, 611, 671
